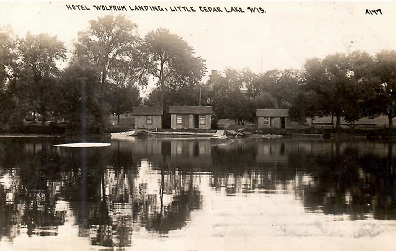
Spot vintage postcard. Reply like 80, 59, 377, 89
1, 1, 396, 251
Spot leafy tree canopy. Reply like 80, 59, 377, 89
74, 15, 144, 98
142, 28, 206, 105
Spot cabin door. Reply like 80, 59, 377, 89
194, 114, 199, 128
280, 117, 286, 128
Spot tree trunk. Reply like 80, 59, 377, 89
389, 115, 393, 129
160, 57, 165, 107
41, 109, 46, 126
117, 114, 120, 125
100, 66, 107, 101
388, 143, 393, 173
335, 115, 341, 131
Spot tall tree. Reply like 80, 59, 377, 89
373, 50, 396, 128
57, 60, 107, 135
74, 15, 144, 100
289, 90, 322, 124
303, 53, 361, 129
301, 52, 378, 129
344, 51, 376, 123
241, 69, 259, 99
209, 69, 255, 124
18, 32, 66, 125
254, 69, 300, 109
0, 28, 19, 129
106, 59, 142, 125
0, 27, 17, 88
142, 28, 206, 106
107, 83, 141, 125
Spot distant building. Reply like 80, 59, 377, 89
256, 109, 289, 129
132, 106, 163, 129
169, 106, 213, 129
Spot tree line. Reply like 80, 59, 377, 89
290, 51, 396, 129
1, 14, 396, 133
0, 15, 206, 133
207, 51, 396, 130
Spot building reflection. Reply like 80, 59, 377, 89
119, 139, 213, 171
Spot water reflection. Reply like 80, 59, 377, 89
291, 140, 396, 220
1, 137, 396, 248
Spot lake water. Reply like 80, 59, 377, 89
1, 136, 396, 251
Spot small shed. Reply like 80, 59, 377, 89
169, 106, 213, 129
256, 109, 289, 129
132, 106, 163, 129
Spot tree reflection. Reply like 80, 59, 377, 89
0, 138, 67, 240
137, 157, 202, 235
210, 141, 257, 194
64, 141, 203, 246
209, 140, 296, 194
3, 137, 396, 248
294, 140, 396, 220
144, 187, 201, 234
359, 142, 396, 219
20, 167, 66, 237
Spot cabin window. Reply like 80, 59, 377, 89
176, 115, 183, 125
146, 115, 153, 125
263, 117, 270, 127
199, 115, 206, 125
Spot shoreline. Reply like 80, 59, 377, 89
3, 127, 396, 141
0, 134, 64, 138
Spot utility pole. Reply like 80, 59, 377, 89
199, 84, 202, 106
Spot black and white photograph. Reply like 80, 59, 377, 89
1, 1, 396, 250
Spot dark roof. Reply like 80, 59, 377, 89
169, 106, 213, 115
256, 109, 289, 117
132, 106, 163, 116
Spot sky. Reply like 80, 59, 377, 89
1, 1, 396, 77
